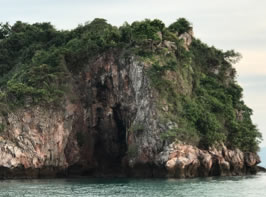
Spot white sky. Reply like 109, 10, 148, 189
1, 0, 266, 146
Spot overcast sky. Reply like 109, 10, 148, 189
1, 0, 266, 146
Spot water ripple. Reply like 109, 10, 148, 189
0, 173, 265, 197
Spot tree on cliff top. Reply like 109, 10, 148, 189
168, 18, 192, 35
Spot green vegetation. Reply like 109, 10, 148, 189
168, 18, 192, 35
0, 18, 261, 152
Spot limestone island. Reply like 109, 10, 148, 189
0, 18, 262, 178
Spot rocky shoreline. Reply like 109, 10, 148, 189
159, 143, 260, 178
0, 142, 261, 179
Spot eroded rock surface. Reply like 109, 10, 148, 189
157, 143, 260, 178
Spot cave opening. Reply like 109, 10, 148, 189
92, 103, 128, 175
112, 103, 128, 164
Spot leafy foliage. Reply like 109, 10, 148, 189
168, 18, 192, 35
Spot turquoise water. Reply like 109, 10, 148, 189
0, 173, 265, 197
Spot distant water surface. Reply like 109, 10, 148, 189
0, 173, 265, 197
258, 147, 266, 167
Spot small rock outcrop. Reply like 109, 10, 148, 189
157, 143, 260, 178
178, 28, 193, 50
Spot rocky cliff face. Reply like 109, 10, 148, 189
0, 18, 262, 179
0, 47, 260, 178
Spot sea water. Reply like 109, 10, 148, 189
0, 173, 265, 197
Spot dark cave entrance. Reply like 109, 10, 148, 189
93, 103, 128, 174
112, 103, 128, 160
